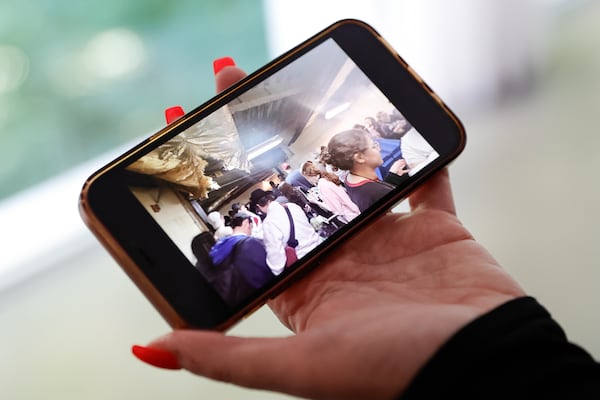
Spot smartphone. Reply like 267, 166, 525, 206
79, 19, 466, 331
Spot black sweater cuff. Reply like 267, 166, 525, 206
400, 297, 600, 399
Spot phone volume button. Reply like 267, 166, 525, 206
131, 245, 158, 271
148, 132, 164, 142
405, 65, 442, 103
405, 64, 423, 82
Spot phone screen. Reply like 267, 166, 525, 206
122, 38, 439, 309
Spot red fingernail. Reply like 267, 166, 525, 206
165, 106, 185, 124
213, 56, 235, 75
132, 345, 181, 370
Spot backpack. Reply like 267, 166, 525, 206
204, 238, 256, 308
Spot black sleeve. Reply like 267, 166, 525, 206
384, 171, 409, 187
399, 297, 600, 400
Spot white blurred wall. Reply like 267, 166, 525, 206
264, 0, 551, 112
1, 1, 599, 399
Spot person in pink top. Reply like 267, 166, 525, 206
301, 162, 360, 224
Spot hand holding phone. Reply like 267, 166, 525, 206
78, 20, 527, 398
78, 20, 594, 400
136, 67, 524, 396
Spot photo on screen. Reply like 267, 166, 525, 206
123, 38, 438, 307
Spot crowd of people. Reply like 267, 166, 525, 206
318, 108, 439, 212
193, 185, 324, 307
193, 110, 441, 306
359, 109, 441, 177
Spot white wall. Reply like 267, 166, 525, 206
130, 186, 203, 263
264, 0, 551, 111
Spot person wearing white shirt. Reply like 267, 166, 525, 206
401, 128, 440, 176
250, 189, 321, 276
206, 211, 233, 241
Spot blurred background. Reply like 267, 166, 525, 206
1, 0, 599, 398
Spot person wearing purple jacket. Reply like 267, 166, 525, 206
207, 213, 274, 306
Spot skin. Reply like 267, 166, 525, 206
352, 137, 384, 178
145, 65, 526, 399
347, 136, 409, 184
389, 158, 409, 176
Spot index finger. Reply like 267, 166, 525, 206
214, 57, 247, 92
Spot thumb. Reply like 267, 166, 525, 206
408, 167, 456, 215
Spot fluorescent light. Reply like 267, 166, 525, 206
324, 102, 350, 120
247, 135, 283, 160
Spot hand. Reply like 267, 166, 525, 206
390, 158, 410, 176
134, 59, 525, 400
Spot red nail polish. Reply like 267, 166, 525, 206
165, 106, 185, 124
132, 345, 181, 370
213, 56, 235, 75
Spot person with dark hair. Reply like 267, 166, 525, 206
325, 128, 409, 212
231, 202, 263, 239
207, 213, 274, 307
364, 116, 393, 138
277, 181, 316, 220
190, 231, 215, 270
250, 188, 320, 275
268, 180, 284, 198
376, 110, 412, 138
